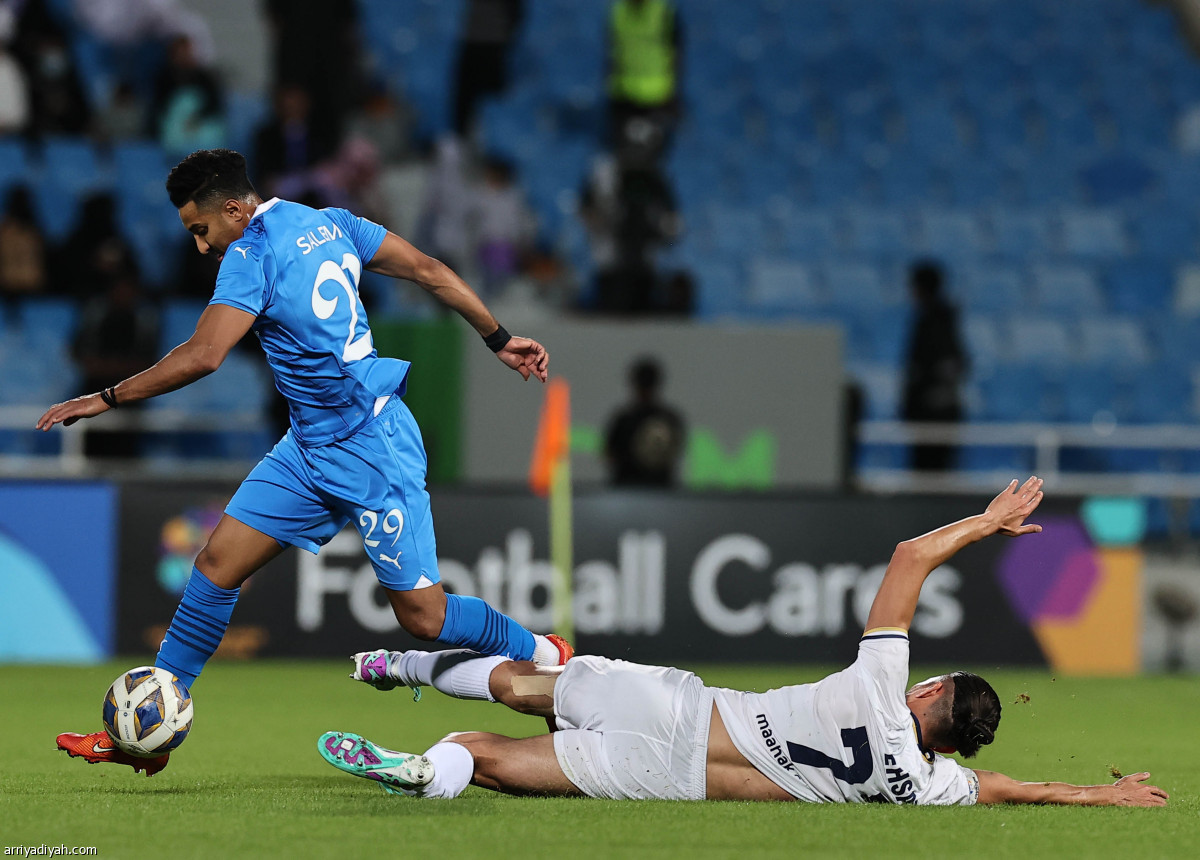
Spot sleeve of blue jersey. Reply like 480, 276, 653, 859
323, 207, 388, 264
209, 245, 268, 316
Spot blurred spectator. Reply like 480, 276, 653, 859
254, 84, 338, 198
21, 29, 89, 135
276, 136, 388, 224
470, 155, 535, 293
605, 356, 686, 487
264, 0, 360, 133
606, 0, 681, 155
72, 271, 159, 459
418, 136, 474, 273
150, 35, 226, 158
53, 193, 140, 297
901, 261, 967, 472
0, 187, 47, 299
94, 80, 147, 142
452, 0, 524, 136
345, 83, 415, 165
582, 142, 680, 313
72, 0, 214, 63
0, 20, 29, 134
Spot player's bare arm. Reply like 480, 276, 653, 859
864, 476, 1044, 632
973, 769, 1168, 807
365, 232, 549, 382
36, 303, 256, 431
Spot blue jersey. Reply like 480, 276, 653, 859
209, 198, 407, 447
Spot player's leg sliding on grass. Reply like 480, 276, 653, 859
325, 478, 1168, 808
41, 149, 570, 775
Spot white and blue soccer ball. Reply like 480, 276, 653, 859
102, 666, 194, 757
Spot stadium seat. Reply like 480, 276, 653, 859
823, 262, 894, 310
958, 267, 1027, 314
1076, 316, 1152, 368
961, 314, 1008, 369
989, 209, 1058, 260
913, 211, 987, 260
1105, 260, 1172, 314
1127, 362, 1195, 423
842, 209, 910, 259
847, 362, 900, 420
1029, 265, 1105, 314
1059, 209, 1128, 259
16, 298, 80, 350
746, 259, 822, 312
774, 209, 839, 260
1005, 316, 1075, 365
1131, 210, 1197, 262
0, 137, 32, 197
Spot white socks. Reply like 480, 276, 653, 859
531, 634, 561, 666
417, 742, 475, 799
393, 650, 506, 702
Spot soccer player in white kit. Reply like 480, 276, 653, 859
320, 477, 1168, 807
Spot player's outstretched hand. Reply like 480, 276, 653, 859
496, 336, 549, 382
985, 476, 1044, 536
35, 393, 109, 431
1101, 773, 1169, 807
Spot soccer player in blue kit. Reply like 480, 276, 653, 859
38, 148, 572, 775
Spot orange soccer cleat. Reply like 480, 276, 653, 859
545, 634, 575, 665
56, 731, 171, 777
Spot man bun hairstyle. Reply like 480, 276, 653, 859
947, 671, 1001, 758
166, 148, 258, 210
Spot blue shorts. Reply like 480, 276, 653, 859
226, 396, 440, 591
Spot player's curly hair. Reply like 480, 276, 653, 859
166, 148, 258, 210
946, 672, 1001, 758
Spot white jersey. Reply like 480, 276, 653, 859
712, 629, 980, 805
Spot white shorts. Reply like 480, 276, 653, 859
551, 656, 713, 800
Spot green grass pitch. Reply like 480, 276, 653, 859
2, 660, 1197, 859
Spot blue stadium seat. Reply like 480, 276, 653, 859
1060, 370, 1126, 423
746, 259, 822, 312
847, 362, 900, 420
33, 138, 111, 240
1059, 209, 1128, 259
0, 137, 32, 198
989, 209, 1058, 260
1105, 260, 1172, 314
1076, 316, 1152, 368
160, 300, 206, 353
1130, 210, 1197, 262
962, 314, 1008, 369
958, 266, 1027, 314
823, 262, 894, 309
1006, 315, 1075, 365
1127, 362, 1195, 423
842, 209, 910, 259
16, 298, 80, 350
1029, 265, 1105, 314
774, 209, 839, 260
914, 210, 987, 260
977, 364, 1059, 422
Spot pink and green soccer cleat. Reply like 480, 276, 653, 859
318, 731, 433, 796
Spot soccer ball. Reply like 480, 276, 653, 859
102, 666, 194, 757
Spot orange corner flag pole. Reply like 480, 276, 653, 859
529, 378, 573, 640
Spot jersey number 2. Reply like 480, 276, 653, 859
311, 253, 372, 362
787, 727, 873, 785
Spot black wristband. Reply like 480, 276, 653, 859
99, 387, 119, 409
483, 324, 512, 353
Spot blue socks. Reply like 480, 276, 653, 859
437, 593, 535, 661
155, 567, 239, 687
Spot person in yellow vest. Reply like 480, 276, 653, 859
607, 0, 682, 154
